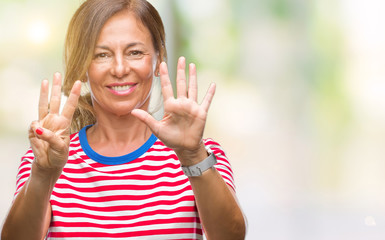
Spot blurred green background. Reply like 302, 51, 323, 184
2, 0, 385, 239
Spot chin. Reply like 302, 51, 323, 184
113, 103, 148, 117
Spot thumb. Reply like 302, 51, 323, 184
131, 109, 160, 136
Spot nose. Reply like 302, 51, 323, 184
111, 55, 129, 78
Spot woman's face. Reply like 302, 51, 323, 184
87, 10, 159, 117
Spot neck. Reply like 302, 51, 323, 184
86, 111, 153, 157
93, 116, 150, 141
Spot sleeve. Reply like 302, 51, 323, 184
14, 148, 35, 199
203, 138, 236, 192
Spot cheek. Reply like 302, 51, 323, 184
88, 62, 106, 78
86, 65, 103, 98
132, 56, 156, 79
87, 64, 99, 84
87, 63, 110, 90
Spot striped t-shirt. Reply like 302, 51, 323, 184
15, 126, 235, 239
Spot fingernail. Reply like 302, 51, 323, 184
36, 128, 44, 135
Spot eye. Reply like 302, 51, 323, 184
94, 52, 110, 59
129, 50, 144, 57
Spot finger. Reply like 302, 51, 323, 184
49, 72, 62, 114
61, 80, 81, 120
188, 63, 198, 102
201, 83, 216, 112
28, 121, 45, 153
131, 109, 161, 136
159, 62, 174, 100
176, 56, 187, 98
38, 79, 49, 120
29, 120, 40, 139
32, 125, 66, 151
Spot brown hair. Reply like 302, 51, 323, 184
63, 0, 167, 132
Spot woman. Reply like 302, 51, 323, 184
1, 0, 246, 239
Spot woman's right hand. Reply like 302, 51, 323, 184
29, 73, 81, 172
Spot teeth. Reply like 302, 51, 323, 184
111, 85, 132, 92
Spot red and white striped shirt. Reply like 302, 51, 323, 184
15, 126, 235, 239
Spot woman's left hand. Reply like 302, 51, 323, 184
132, 57, 215, 165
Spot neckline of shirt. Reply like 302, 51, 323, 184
78, 125, 158, 165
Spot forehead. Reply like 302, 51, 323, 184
97, 10, 152, 43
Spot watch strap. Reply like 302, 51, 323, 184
181, 152, 217, 177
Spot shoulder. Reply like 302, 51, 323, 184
203, 138, 236, 191
203, 138, 222, 148
69, 131, 81, 146
20, 148, 34, 163
203, 138, 227, 157
70, 131, 80, 141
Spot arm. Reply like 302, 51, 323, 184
1, 74, 81, 240
176, 145, 246, 240
190, 171, 246, 239
1, 164, 57, 240
132, 57, 246, 239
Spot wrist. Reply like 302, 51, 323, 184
31, 161, 62, 188
174, 143, 208, 166
181, 151, 217, 177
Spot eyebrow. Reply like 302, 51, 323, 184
95, 42, 145, 50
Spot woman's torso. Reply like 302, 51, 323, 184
15, 129, 235, 240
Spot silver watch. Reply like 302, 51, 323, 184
181, 152, 217, 177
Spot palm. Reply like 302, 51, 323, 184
29, 73, 81, 170
155, 97, 207, 151
132, 57, 215, 154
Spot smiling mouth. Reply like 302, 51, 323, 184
110, 85, 134, 92
107, 83, 138, 95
